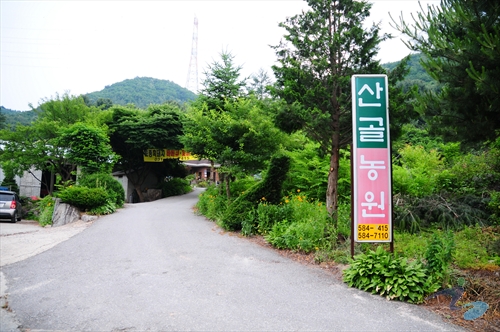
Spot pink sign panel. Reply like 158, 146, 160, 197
355, 148, 391, 225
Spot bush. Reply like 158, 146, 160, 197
158, 177, 192, 197
424, 231, 455, 287
37, 196, 56, 227
57, 186, 109, 211
263, 193, 333, 253
196, 184, 228, 221
78, 173, 125, 207
220, 155, 291, 231
343, 246, 438, 303
393, 193, 490, 233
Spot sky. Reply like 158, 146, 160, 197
1, 0, 438, 111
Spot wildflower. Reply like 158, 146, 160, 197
297, 189, 301, 193
261, 197, 266, 201
285, 199, 290, 204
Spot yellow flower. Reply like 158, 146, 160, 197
285, 199, 290, 204
261, 197, 266, 201
297, 189, 301, 193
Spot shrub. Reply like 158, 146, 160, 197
158, 177, 192, 197
264, 193, 333, 253
57, 186, 109, 211
392, 145, 445, 197
424, 231, 455, 287
196, 184, 228, 221
343, 246, 438, 303
220, 155, 291, 231
36, 196, 56, 227
78, 173, 125, 207
393, 193, 490, 233
87, 198, 116, 215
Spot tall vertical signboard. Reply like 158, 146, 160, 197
352, 75, 392, 243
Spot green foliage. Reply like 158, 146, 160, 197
85, 77, 196, 109
78, 173, 125, 207
264, 194, 333, 253
57, 186, 109, 211
0, 106, 37, 129
158, 178, 192, 197
0, 168, 19, 193
488, 191, 500, 225
343, 246, 437, 303
282, 137, 329, 201
58, 123, 117, 175
454, 225, 500, 269
392, 145, 445, 197
107, 103, 185, 202
393, 193, 490, 233
87, 199, 116, 216
197, 50, 247, 111
424, 231, 455, 286
220, 155, 290, 231
392, 0, 500, 145
0, 93, 98, 188
196, 185, 229, 221
182, 96, 285, 198
449, 148, 500, 195
270, 0, 391, 215
37, 196, 55, 227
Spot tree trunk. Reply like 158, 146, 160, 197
134, 184, 145, 203
326, 130, 341, 225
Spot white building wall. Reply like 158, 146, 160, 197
0, 166, 42, 196
18, 169, 43, 197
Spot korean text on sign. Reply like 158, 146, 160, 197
351, 75, 392, 243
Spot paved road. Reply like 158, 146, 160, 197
1, 188, 463, 331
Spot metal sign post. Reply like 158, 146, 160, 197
351, 75, 392, 255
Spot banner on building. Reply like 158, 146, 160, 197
143, 149, 198, 162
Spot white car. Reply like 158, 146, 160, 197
0, 190, 22, 223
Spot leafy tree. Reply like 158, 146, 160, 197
270, 0, 389, 217
391, 0, 500, 146
107, 103, 184, 202
58, 123, 117, 175
0, 165, 19, 193
182, 96, 285, 199
0, 93, 98, 194
96, 98, 113, 110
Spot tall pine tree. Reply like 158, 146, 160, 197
270, 0, 388, 217
392, 0, 500, 146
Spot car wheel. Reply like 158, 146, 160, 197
11, 212, 17, 223
17, 213, 22, 221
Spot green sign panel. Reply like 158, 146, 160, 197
352, 75, 389, 149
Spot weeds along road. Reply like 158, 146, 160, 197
1, 188, 464, 331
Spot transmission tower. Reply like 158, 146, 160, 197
186, 16, 198, 93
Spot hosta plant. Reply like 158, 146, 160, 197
343, 246, 438, 303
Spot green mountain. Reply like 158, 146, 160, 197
0, 106, 37, 129
382, 53, 439, 92
84, 77, 197, 109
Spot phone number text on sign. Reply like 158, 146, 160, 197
357, 224, 389, 241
